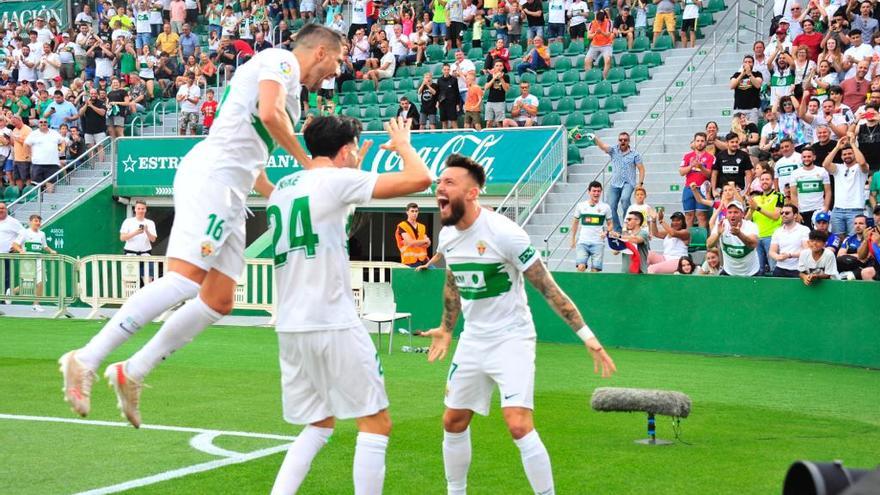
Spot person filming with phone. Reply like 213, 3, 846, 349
120, 200, 159, 285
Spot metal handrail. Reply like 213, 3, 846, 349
7, 136, 113, 216
44, 174, 112, 224
540, 0, 756, 268
127, 114, 144, 137
495, 125, 566, 225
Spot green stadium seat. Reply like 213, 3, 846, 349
3, 185, 19, 201
579, 96, 600, 114
538, 98, 553, 115
546, 84, 566, 100
426, 45, 445, 63
629, 64, 651, 82
646, 3, 657, 16
403, 91, 419, 104
688, 227, 709, 252
561, 69, 581, 86
556, 98, 576, 114
698, 11, 714, 26
518, 72, 537, 84
549, 41, 564, 57
630, 36, 650, 53
564, 40, 585, 55
563, 112, 585, 128
705, 0, 725, 12
378, 79, 396, 92
570, 82, 590, 98
606, 67, 625, 84
539, 70, 559, 84
363, 107, 382, 120
653, 34, 674, 51
603, 95, 626, 114
467, 47, 483, 60
291, 18, 305, 30
508, 44, 524, 59
366, 119, 385, 131
567, 144, 582, 164
616, 79, 639, 97
413, 65, 430, 79
642, 51, 663, 68
541, 113, 562, 126
378, 92, 399, 104
612, 38, 628, 54
592, 80, 613, 98
340, 93, 359, 106
360, 92, 378, 105
619, 53, 639, 69
554, 57, 572, 72
506, 85, 521, 102
21, 185, 35, 201
341, 107, 361, 118
586, 111, 612, 131
384, 104, 400, 117
395, 66, 414, 79
584, 68, 603, 84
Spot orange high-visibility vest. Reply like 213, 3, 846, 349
395, 220, 428, 264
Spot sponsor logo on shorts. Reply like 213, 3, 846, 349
200, 240, 215, 257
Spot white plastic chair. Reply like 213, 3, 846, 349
361, 282, 412, 354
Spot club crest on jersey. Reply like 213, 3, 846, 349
279, 61, 292, 75
476, 240, 487, 255
200, 241, 215, 257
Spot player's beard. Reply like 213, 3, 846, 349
440, 196, 466, 226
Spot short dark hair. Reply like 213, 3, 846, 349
779, 137, 794, 145
135, 200, 147, 207
628, 210, 644, 226
809, 229, 829, 242
783, 204, 799, 215
854, 214, 868, 222
724, 132, 739, 141
53, 90, 63, 97
303, 115, 362, 158
850, 29, 863, 37
29, 214, 42, 221
829, 85, 844, 95
406, 202, 418, 210
588, 180, 602, 191
445, 154, 486, 188
742, 55, 754, 63
292, 23, 345, 50
694, 131, 707, 140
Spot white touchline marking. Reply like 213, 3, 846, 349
0, 413, 296, 495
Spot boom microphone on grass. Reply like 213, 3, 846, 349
590, 387, 691, 445
783, 461, 880, 495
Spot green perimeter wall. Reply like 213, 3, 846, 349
392, 269, 880, 369
44, 185, 128, 257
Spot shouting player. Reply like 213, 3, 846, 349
267, 115, 431, 495
421, 155, 616, 495
59, 25, 346, 427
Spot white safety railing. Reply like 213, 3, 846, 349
0, 253, 79, 318
496, 125, 567, 226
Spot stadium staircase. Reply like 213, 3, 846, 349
532, 0, 771, 271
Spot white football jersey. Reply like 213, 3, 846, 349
437, 210, 540, 341
15, 229, 47, 253
187, 49, 302, 197
269, 167, 378, 333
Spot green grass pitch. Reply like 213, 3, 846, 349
1, 317, 878, 494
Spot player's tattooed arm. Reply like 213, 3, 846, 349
440, 269, 462, 333
523, 260, 586, 332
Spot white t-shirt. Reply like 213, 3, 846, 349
452, 59, 476, 92
683, 0, 700, 19
120, 217, 157, 252
774, 152, 801, 192
40, 52, 61, 80
24, 129, 62, 165
718, 219, 760, 276
798, 248, 839, 276
270, 168, 378, 333
513, 94, 539, 121
95, 55, 115, 79
770, 223, 809, 270
0, 216, 25, 253
437, 209, 540, 341
548, 0, 566, 23
188, 49, 302, 198
17, 52, 38, 82
35, 28, 53, 45
379, 51, 396, 73
568, 0, 589, 26
15, 229, 47, 253
135, 10, 152, 33
790, 166, 830, 212
177, 83, 201, 113
351, 0, 368, 24
573, 200, 611, 243
831, 163, 868, 209
843, 44, 873, 79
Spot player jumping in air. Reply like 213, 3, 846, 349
267, 115, 431, 495
421, 155, 617, 495
60, 25, 346, 428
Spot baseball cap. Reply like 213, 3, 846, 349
53, 75, 62, 82
61, 32, 70, 38
727, 200, 746, 211
815, 211, 831, 223
35, 79, 46, 86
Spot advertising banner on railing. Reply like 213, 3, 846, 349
114, 128, 560, 197
0, 0, 71, 29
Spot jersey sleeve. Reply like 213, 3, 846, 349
821, 169, 831, 184
119, 218, 131, 234
328, 168, 379, 206
257, 50, 298, 86
797, 251, 810, 273
498, 220, 540, 272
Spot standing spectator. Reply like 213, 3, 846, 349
492, 5, 510, 45
11, 214, 57, 312
0, 202, 24, 299
10, 115, 32, 190
610, 211, 650, 274
79, 88, 107, 161
349, 0, 369, 39
437, 64, 459, 129
522, 0, 545, 41
169, 0, 186, 33
462, 73, 483, 130
179, 24, 201, 60
516, 35, 551, 75
483, 61, 509, 128
23, 119, 63, 191
545, 0, 567, 43
451, 50, 475, 106
790, 146, 831, 229
106, 78, 130, 139
613, 7, 635, 51
76, 4, 96, 26
56, 34, 77, 81
201, 88, 218, 132
769, 204, 810, 277
798, 230, 839, 284
568, 0, 589, 42
626, 186, 656, 228
156, 22, 180, 60
134, 0, 155, 50
842, 30, 872, 80
680, 0, 701, 48
767, 48, 795, 108
592, 132, 646, 232
747, 170, 784, 274
502, 81, 539, 127
395, 203, 430, 268
585, 12, 614, 79
822, 137, 869, 235
38, 43, 61, 82
570, 180, 612, 272
430, 0, 448, 45
793, 19, 822, 61
44, 90, 79, 130
0, 122, 12, 187
836, 215, 870, 279
418, 72, 439, 130
841, 61, 870, 111
680, 131, 715, 227
67, 126, 84, 163
850, 3, 878, 42
712, 132, 754, 193
730, 55, 763, 124
646, 210, 691, 274
652, 0, 676, 48
774, 137, 802, 194
484, 39, 510, 73
853, 104, 880, 172
184, 0, 200, 25
445, 0, 465, 51
176, 72, 200, 136
708, 201, 760, 276
396, 97, 420, 128
507, 2, 523, 45
120, 200, 158, 285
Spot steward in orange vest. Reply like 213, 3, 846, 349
395, 203, 430, 267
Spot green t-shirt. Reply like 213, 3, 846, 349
5, 96, 33, 118
120, 52, 136, 75
37, 99, 51, 118
870, 172, 880, 205
433, 0, 448, 23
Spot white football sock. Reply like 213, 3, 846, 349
77, 272, 200, 371
443, 428, 472, 495
271, 425, 333, 495
125, 296, 221, 381
514, 430, 554, 495
353, 432, 388, 495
